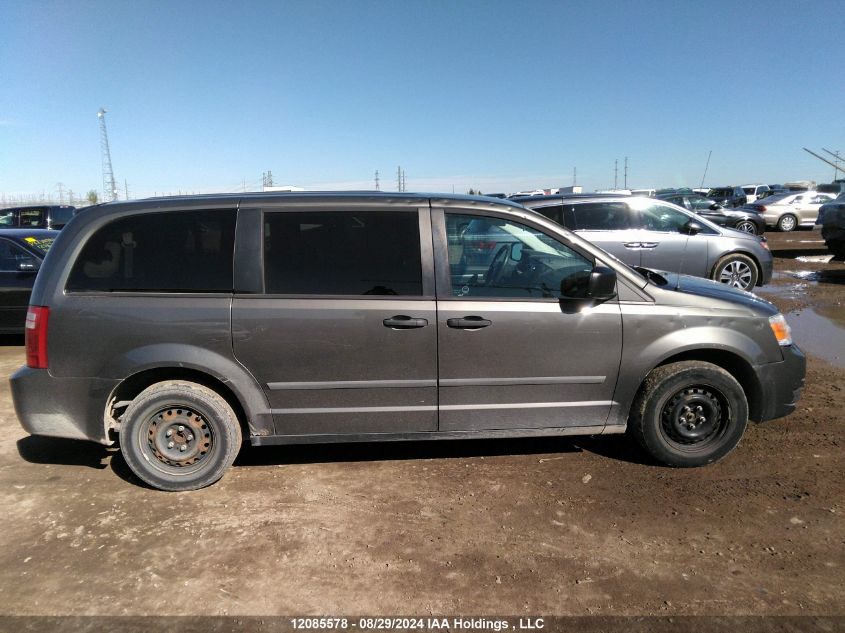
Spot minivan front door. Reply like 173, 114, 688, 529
434, 210, 623, 432
232, 206, 438, 436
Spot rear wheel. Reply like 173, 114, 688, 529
711, 253, 759, 290
629, 361, 748, 467
777, 214, 797, 232
120, 381, 242, 491
735, 219, 758, 235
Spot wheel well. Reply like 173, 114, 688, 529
653, 350, 763, 422
106, 368, 250, 437
711, 250, 763, 286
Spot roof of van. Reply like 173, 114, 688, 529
104, 191, 527, 210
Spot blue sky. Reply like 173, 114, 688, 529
1, 0, 843, 199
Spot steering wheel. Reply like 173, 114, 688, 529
485, 244, 510, 286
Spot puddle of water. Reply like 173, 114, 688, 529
784, 269, 845, 285
795, 254, 834, 263
786, 308, 845, 368
754, 284, 810, 299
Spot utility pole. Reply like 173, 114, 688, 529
573, 167, 577, 186
401, 169, 406, 192
97, 108, 119, 202
124, 179, 130, 201
614, 159, 618, 190
374, 170, 380, 191
700, 150, 712, 189
397, 166, 403, 192
624, 157, 628, 189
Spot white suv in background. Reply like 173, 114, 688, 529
741, 184, 770, 204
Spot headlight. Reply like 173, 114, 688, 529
768, 314, 793, 346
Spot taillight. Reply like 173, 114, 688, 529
25, 306, 49, 369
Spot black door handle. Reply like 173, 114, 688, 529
383, 315, 428, 329
447, 316, 492, 329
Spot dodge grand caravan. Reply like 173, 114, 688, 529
11, 193, 805, 491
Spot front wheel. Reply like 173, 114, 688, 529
712, 253, 759, 290
628, 361, 748, 467
120, 381, 242, 491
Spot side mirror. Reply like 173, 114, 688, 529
709, 203, 722, 211
680, 220, 703, 235
587, 266, 617, 301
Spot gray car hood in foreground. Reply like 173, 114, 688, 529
644, 270, 778, 316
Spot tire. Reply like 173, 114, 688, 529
777, 214, 797, 232
734, 220, 758, 235
120, 381, 242, 491
711, 253, 759, 290
628, 361, 748, 467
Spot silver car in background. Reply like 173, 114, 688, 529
517, 194, 773, 290
748, 191, 835, 231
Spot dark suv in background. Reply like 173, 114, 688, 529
12, 192, 803, 490
707, 187, 747, 209
0, 205, 76, 229
817, 192, 845, 259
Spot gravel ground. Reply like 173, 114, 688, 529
0, 228, 842, 618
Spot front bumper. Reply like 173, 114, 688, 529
10, 367, 119, 444
753, 344, 806, 422
759, 253, 774, 285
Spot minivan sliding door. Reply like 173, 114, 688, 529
232, 205, 438, 436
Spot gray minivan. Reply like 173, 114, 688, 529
11, 193, 805, 491
517, 194, 773, 291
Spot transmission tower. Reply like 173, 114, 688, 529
374, 170, 380, 191
97, 108, 118, 201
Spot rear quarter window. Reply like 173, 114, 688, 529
66, 209, 236, 292
572, 202, 631, 230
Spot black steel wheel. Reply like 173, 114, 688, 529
628, 361, 748, 467
120, 381, 242, 491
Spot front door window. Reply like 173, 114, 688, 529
445, 214, 593, 299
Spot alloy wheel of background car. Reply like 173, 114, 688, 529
735, 220, 758, 235
712, 254, 758, 290
778, 214, 798, 232
628, 361, 748, 467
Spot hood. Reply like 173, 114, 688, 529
645, 270, 778, 316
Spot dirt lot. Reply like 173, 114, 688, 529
0, 229, 843, 619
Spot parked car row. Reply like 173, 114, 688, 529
654, 192, 765, 235
11, 192, 805, 490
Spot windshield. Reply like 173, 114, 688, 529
707, 188, 733, 197
50, 207, 75, 226
757, 192, 794, 204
